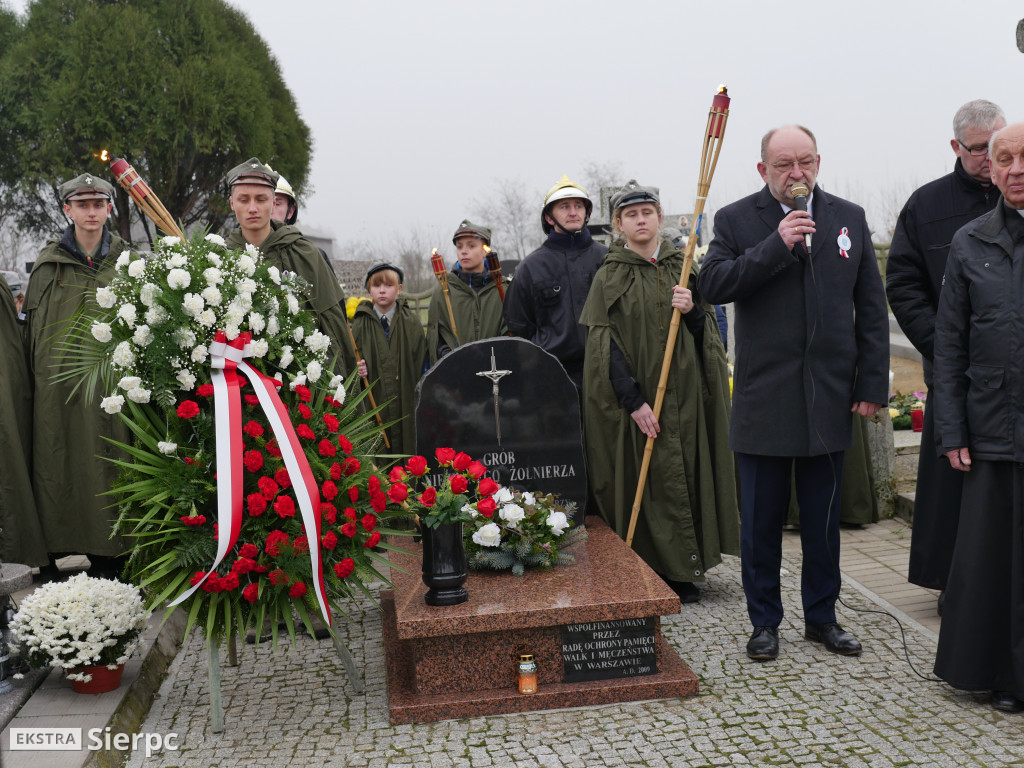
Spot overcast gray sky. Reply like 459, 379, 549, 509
11, 1, 1024, 246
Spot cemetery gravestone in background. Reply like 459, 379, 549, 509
415, 337, 587, 524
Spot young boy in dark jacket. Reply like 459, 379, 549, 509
354, 263, 428, 454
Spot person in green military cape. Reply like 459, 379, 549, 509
268, 167, 339, 278
426, 220, 509, 365
0, 272, 47, 567
580, 181, 740, 603
785, 414, 878, 527
223, 158, 356, 376
23, 173, 131, 577
353, 262, 428, 454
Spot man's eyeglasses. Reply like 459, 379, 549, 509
767, 159, 817, 172
958, 140, 990, 157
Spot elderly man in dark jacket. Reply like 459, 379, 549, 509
886, 100, 1005, 606
504, 175, 607, 394
698, 125, 889, 661
932, 121, 1024, 714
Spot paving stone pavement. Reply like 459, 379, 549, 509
121, 530, 1024, 768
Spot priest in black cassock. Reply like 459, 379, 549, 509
932, 121, 1024, 714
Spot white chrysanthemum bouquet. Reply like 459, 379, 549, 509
10, 574, 149, 682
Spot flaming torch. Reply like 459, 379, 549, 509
483, 244, 506, 302
625, 85, 732, 548
430, 248, 459, 347
106, 154, 184, 239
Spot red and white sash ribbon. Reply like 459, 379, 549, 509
169, 331, 330, 627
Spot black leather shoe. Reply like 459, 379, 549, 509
664, 579, 701, 604
804, 622, 862, 655
991, 691, 1024, 713
746, 626, 779, 660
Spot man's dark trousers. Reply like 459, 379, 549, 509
738, 451, 845, 628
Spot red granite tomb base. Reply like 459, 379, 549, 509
381, 516, 698, 724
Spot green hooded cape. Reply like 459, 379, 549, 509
787, 413, 878, 526
24, 230, 131, 556
227, 221, 356, 375
0, 273, 47, 565
426, 269, 509, 365
352, 298, 428, 454
580, 240, 739, 582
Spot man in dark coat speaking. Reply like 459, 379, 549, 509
886, 100, 1004, 611
697, 125, 889, 661
932, 121, 1024, 714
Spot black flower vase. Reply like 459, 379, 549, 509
421, 521, 468, 606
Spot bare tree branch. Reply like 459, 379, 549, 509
471, 178, 543, 261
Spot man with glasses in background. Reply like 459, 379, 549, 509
697, 125, 889, 662
886, 100, 1005, 615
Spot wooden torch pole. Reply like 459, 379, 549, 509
107, 156, 185, 239
430, 248, 460, 347
625, 85, 732, 548
483, 245, 506, 302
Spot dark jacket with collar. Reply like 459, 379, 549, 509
933, 200, 1024, 461
886, 159, 1000, 385
697, 185, 889, 456
503, 229, 607, 388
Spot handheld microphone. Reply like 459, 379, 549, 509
791, 183, 811, 253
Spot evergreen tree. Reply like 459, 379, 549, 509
0, 0, 312, 243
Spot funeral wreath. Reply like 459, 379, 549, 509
66, 231, 415, 644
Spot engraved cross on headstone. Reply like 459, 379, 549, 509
475, 346, 512, 445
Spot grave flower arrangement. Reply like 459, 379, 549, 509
889, 390, 926, 430
10, 574, 149, 682
463, 489, 587, 576
397, 447, 499, 529
68, 231, 414, 644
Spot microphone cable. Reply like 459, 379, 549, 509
803, 227, 942, 684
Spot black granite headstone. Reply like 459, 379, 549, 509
561, 617, 659, 682
415, 337, 587, 524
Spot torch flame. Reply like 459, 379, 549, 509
716, 84, 728, 95
430, 248, 447, 280
432, 247, 438, 256
93, 149, 110, 161
482, 244, 492, 254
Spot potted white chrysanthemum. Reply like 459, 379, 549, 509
10, 573, 150, 693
